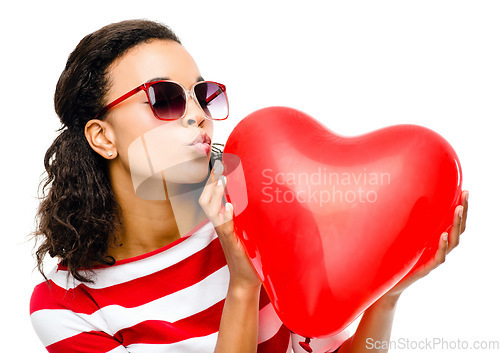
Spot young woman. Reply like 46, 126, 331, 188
30, 19, 469, 353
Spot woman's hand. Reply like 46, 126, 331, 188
200, 160, 262, 352
336, 190, 470, 353
199, 160, 262, 289
382, 190, 469, 301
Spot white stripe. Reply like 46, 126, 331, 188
286, 336, 293, 353
105, 346, 129, 353
31, 266, 230, 346
101, 266, 229, 333
126, 332, 218, 353
49, 221, 216, 289
258, 302, 284, 344
30, 308, 113, 347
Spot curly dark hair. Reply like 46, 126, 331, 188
33, 19, 223, 283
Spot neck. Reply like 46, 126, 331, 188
107, 160, 209, 262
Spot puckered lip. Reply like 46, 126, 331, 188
189, 132, 211, 146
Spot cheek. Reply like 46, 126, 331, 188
138, 123, 188, 171
121, 121, 201, 187
111, 107, 214, 192
111, 107, 166, 168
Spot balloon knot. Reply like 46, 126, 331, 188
299, 337, 313, 352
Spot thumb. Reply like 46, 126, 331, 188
224, 202, 234, 224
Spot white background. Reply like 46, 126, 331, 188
1, 1, 499, 352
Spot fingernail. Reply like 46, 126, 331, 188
458, 206, 463, 218
225, 202, 232, 210
442, 233, 448, 242
464, 192, 469, 202
217, 175, 226, 187
213, 160, 223, 175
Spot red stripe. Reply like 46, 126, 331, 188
259, 286, 271, 310
30, 280, 99, 315
116, 300, 225, 345
31, 237, 227, 315
90, 237, 227, 308
46, 330, 121, 353
115, 300, 290, 349
257, 323, 291, 353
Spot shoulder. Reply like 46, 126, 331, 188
30, 267, 80, 313
30, 265, 99, 313
29, 220, 224, 352
29, 266, 106, 347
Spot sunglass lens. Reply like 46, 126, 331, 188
194, 82, 228, 120
148, 82, 186, 120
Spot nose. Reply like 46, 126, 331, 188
181, 91, 206, 127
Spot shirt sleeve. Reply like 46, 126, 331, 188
30, 280, 128, 353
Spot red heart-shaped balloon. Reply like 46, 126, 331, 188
222, 107, 462, 338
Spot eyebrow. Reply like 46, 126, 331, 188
146, 76, 205, 83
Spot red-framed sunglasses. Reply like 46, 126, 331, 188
95, 80, 229, 121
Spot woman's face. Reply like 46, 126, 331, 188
103, 39, 214, 188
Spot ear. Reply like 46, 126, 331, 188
84, 119, 117, 159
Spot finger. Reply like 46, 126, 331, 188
447, 205, 463, 253
208, 175, 226, 209
419, 232, 449, 277
460, 190, 469, 233
208, 176, 227, 226
224, 202, 234, 223
214, 203, 235, 250
434, 232, 449, 266
216, 202, 235, 239
199, 160, 224, 207
210, 159, 224, 181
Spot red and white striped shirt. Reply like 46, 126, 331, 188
30, 217, 350, 352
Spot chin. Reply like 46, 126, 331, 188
165, 156, 210, 184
